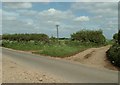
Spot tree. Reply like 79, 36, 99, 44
2, 33, 49, 43
71, 30, 106, 44
113, 33, 118, 43
118, 30, 120, 44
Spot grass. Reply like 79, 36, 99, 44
35, 45, 87, 57
2, 40, 105, 58
2, 41, 44, 51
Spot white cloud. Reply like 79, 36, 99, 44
37, 8, 90, 24
0, 9, 2, 19
71, 2, 118, 36
47, 21, 60, 25
71, 2, 118, 17
74, 16, 89, 22
0, 9, 2, 34
75, 0, 119, 2
3, 2, 32, 9
3, 0, 51, 2
48, 8, 57, 14
2, 2, 118, 39
2, 10, 19, 20
39, 8, 74, 21
2, 0, 119, 2
17, 10, 37, 16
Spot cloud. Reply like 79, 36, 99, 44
3, 0, 51, 2
71, 2, 118, 39
2, 2, 118, 39
2, 7, 90, 37
74, 16, 89, 22
0, 9, 2, 34
38, 8, 74, 21
17, 10, 37, 17
2, 19, 36, 34
75, 0, 119, 2
71, 2, 118, 17
2, 0, 119, 2
2, 10, 19, 20
3, 2, 32, 9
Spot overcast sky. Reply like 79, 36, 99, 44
1, 2, 118, 39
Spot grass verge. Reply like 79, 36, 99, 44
2, 40, 104, 58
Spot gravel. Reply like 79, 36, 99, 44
2, 56, 66, 83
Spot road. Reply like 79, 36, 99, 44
2, 47, 118, 83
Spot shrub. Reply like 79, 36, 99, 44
71, 30, 106, 45
118, 30, 120, 44
106, 44, 120, 67
2, 34, 49, 43
113, 33, 118, 43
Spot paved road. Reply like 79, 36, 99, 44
2, 48, 118, 83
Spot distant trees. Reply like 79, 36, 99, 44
71, 30, 106, 44
2, 29, 107, 45
2, 34, 49, 42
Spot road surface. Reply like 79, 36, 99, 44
2, 47, 118, 83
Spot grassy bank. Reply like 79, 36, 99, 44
2, 40, 103, 58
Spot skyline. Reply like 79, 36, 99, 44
1, 2, 118, 39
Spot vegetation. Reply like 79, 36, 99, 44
0, 35, 2, 40
118, 30, 120, 44
2, 30, 107, 57
35, 44, 81, 57
71, 30, 106, 45
2, 40, 99, 57
2, 41, 44, 51
106, 44, 120, 67
2, 34, 49, 43
106, 30, 120, 67
113, 33, 118, 43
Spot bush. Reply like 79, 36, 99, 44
106, 44, 120, 67
118, 30, 120, 44
71, 30, 106, 45
113, 33, 118, 43
2, 40, 44, 51
2, 34, 49, 43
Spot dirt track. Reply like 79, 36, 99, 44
65, 45, 119, 71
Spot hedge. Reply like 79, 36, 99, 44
106, 44, 120, 67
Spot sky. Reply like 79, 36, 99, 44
1, 2, 119, 39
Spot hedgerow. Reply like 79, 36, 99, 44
106, 44, 120, 67
71, 30, 106, 45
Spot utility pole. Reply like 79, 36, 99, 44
56, 25, 59, 40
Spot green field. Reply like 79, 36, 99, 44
2, 40, 103, 58
2, 30, 107, 57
